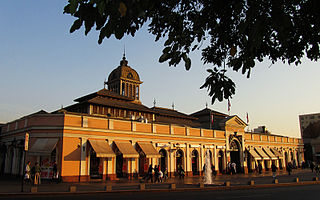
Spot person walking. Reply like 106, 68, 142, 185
271, 163, 277, 179
34, 162, 41, 185
178, 165, 185, 179
24, 161, 31, 182
163, 168, 168, 181
154, 165, 159, 183
231, 162, 237, 175
146, 165, 153, 183
310, 162, 315, 173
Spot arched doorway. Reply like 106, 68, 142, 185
218, 150, 224, 173
191, 150, 199, 175
159, 149, 167, 172
246, 150, 252, 173
90, 150, 102, 179
229, 140, 241, 173
176, 149, 184, 173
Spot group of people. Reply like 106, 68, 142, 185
227, 162, 237, 175
144, 165, 168, 183
24, 161, 58, 185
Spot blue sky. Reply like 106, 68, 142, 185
1, 1, 320, 138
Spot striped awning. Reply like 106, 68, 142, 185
88, 139, 115, 157
249, 149, 262, 160
137, 142, 161, 158
114, 141, 139, 158
29, 138, 58, 155
255, 147, 270, 160
263, 148, 277, 160
271, 148, 283, 158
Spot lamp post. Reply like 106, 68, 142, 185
21, 132, 29, 192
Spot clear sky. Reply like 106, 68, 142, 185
1, 1, 319, 138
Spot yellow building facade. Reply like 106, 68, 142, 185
0, 57, 304, 182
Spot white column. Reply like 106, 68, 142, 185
186, 144, 190, 173
214, 146, 218, 171
80, 138, 87, 176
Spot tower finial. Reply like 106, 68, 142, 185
120, 45, 128, 66
123, 44, 126, 59
153, 98, 156, 107
172, 102, 175, 110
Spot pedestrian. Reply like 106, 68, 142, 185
231, 162, 236, 175
163, 168, 168, 180
287, 162, 292, 175
158, 170, 163, 183
154, 165, 159, 183
34, 162, 41, 185
52, 161, 58, 182
258, 162, 262, 174
178, 165, 185, 179
271, 163, 277, 179
146, 164, 153, 183
310, 162, 315, 172
227, 162, 232, 174
315, 163, 320, 176
24, 161, 31, 182
212, 165, 217, 178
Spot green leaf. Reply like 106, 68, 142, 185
182, 54, 191, 70
70, 19, 82, 33
159, 53, 169, 63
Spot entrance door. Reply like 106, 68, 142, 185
218, 150, 224, 173
139, 156, 147, 176
159, 149, 167, 172
90, 151, 102, 179
246, 150, 252, 173
229, 140, 241, 173
176, 150, 184, 173
116, 155, 123, 178
191, 150, 199, 175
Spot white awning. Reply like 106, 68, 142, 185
249, 149, 262, 160
137, 142, 161, 158
29, 138, 58, 155
255, 147, 270, 160
263, 148, 277, 160
271, 148, 283, 158
88, 139, 115, 157
114, 141, 139, 158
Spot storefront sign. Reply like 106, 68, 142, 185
24, 132, 29, 151
216, 146, 226, 149
190, 144, 201, 148
157, 143, 170, 147
174, 143, 186, 148
204, 145, 214, 149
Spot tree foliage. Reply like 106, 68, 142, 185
64, 0, 320, 104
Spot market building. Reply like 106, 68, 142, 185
0, 56, 304, 182
299, 113, 320, 162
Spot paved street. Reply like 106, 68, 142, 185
0, 169, 319, 197
1, 184, 320, 200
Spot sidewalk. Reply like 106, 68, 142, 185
0, 169, 319, 195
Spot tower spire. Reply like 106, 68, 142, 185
120, 45, 128, 66
123, 44, 126, 60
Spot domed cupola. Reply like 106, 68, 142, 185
107, 55, 143, 102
